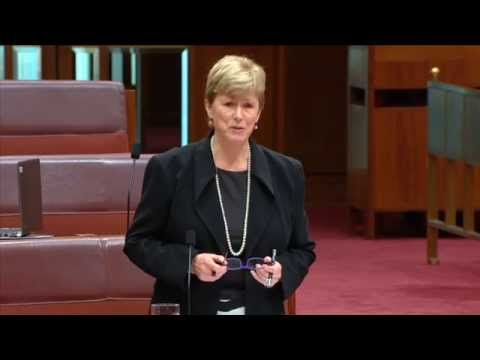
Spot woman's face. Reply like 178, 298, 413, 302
205, 91, 261, 145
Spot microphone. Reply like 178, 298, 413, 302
185, 229, 196, 315
126, 143, 142, 234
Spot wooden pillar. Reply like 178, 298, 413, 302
42, 46, 57, 80
5, 46, 13, 79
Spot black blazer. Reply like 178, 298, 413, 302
124, 136, 316, 314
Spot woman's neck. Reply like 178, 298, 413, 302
211, 135, 249, 171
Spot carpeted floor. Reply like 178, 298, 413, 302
296, 207, 480, 314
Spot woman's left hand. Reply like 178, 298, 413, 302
250, 256, 282, 288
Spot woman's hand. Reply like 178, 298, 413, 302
250, 256, 282, 288
192, 253, 227, 282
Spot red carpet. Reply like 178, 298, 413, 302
297, 207, 480, 314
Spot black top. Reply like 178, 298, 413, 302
216, 168, 248, 310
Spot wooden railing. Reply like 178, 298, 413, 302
427, 79, 480, 264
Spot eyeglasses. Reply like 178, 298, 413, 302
226, 257, 265, 271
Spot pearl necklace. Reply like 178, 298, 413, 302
210, 136, 251, 257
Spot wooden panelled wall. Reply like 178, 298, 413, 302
347, 46, 480, 238
284, 46, 347, 207
8, 45, 480, 234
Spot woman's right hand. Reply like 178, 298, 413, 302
192, 253, 227, 282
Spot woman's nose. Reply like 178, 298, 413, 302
233, 106, 242, 120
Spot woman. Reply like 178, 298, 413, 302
124, 55, 316, 315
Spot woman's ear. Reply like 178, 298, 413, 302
204, 98, 212, 118
256, 109, 263, 123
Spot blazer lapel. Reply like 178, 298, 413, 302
245, 142, 276, 257
193, 137, 228, 253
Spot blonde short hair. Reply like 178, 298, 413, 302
205, 55, 266, 107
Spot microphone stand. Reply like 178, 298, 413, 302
126, 143, 141, 234
185, 230, 196, 315
187, 243, 192, 315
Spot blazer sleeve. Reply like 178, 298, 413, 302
123, 155, 198, 292
277, 160, 316, 300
